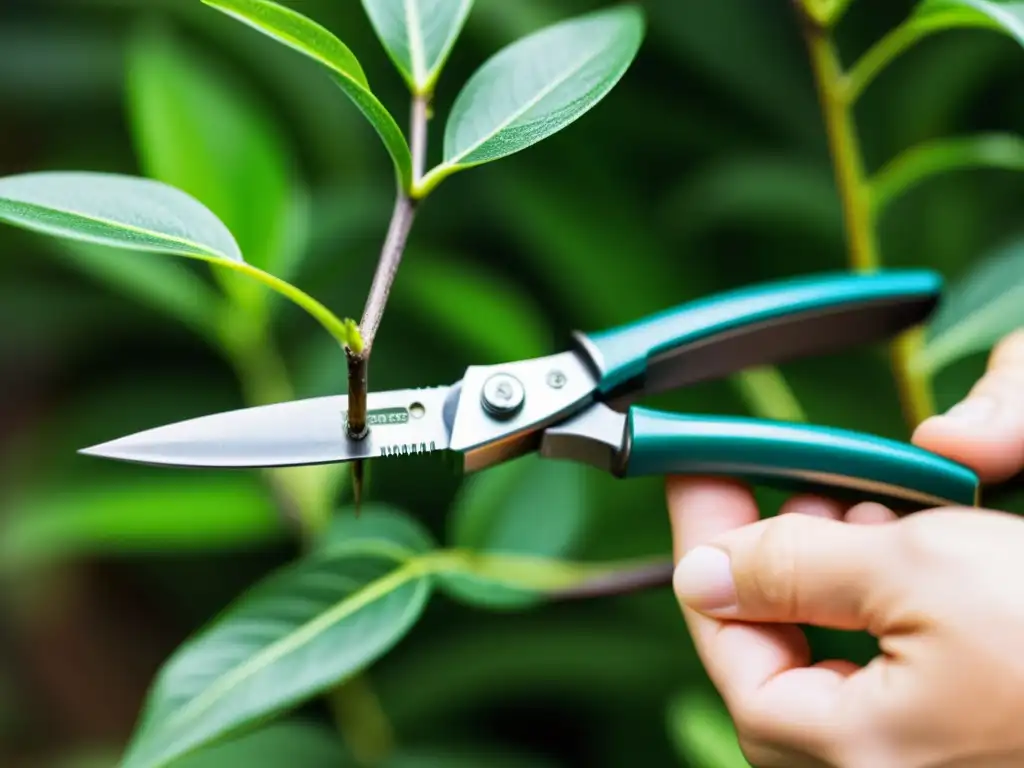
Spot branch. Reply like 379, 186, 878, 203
799, 13, 935, 428
359, 94, 429, 358
550, 559, 675, 600
345, 95, 428, 443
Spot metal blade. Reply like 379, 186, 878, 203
78, 386, 456, 468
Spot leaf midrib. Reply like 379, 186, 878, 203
403, 0, 427, 88
0, 197, 233, 261
445, 29, 617, 166
204, 0, 371, 92
138, 546, 669, 768
152, 543, 433, 753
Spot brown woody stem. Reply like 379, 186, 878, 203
550, 560, 676, 600
344, 94, 428, 444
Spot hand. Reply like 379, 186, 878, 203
666, 329, 1024, 768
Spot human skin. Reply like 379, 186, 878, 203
667, 329, 1024, 768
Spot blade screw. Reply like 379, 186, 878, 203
481, 373, 525, 419
547, 370, 566, 389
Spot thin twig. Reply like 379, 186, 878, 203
798, 8, 935, 429
358, 93, 429, 358
345, 93, 429, 445
356, 193, 417, 358
551, 560, 676, 600
344, 91, 429, 513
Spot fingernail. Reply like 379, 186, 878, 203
674, 546, 737, 614
944, 396, 997, 425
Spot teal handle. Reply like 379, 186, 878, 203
577, 270, 942, 396
624, 407, 979, 510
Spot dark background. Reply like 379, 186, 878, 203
1, 0, 1023, 765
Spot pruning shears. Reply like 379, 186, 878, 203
80, 269, 1017, 512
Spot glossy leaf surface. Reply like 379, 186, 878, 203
915, 238, 1024, 375
423, 5, 643, 191
360, 0, 474, 93
0, 171, 357, 348
0, 172, 242, 262
122, 506, 435, 768
202, 0, 413, 191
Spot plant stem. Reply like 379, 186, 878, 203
804, 28, 879, 272
328, 92, 431, 764
357, 193, 418, 360
344, 94, 428, 455
869, 133, 1024, 216
845, 15, 997, 104
799, 13, 934, 428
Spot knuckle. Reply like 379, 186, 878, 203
729, 699, 766, 739
747, 515, 805, 614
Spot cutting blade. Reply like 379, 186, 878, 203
78, 386, 456, 468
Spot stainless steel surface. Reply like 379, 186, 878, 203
79, 386, 455, 468
480, 373, 525, 418
540, 402, 628, 473
449, 350, 597, 472
546, 370, 567, 389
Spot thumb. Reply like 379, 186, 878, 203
673, 513, 896, 629
913, 329, 1024, 482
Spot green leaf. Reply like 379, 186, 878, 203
167, 720, 345, 768
870, 133, 1024, 216
666, 689, 748, 768
0, 171, 242, 261
418, 4, 644, 195
395, 251, 551, 363
360, 0, 475, 94
121, 505, 435, 768
848, 0, 1024, 101
201, 0, 413, 192
914, 0, 1024, 40
0, 171, 358, 348
1, 474, 284, 572
127, 21, 305, 280
914, 237, 1024, 375
442, 454, 590, 609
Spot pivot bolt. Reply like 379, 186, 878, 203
547, 370, 566, 389
481, 373, 525, 419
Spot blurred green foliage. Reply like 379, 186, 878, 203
1, 0, 1024, 766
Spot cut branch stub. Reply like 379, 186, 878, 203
345, 347, 368, 440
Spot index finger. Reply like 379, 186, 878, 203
666, 475, 760, 557
665, 477, 842, 746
